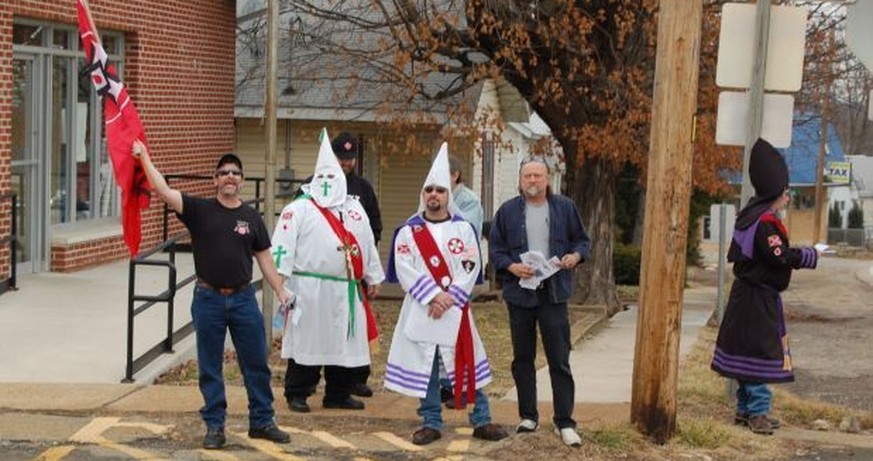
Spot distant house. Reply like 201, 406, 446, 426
780, 115, 847, 244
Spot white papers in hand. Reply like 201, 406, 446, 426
518, 251, 562, 290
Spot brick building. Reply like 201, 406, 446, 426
0, 0, 237, 292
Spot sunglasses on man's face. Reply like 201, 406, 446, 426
216, 169, 242, 177
424, 186, 447, 194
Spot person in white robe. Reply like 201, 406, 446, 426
384, 143, 508, 445
272, 128, 384, 413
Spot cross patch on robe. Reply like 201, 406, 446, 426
272, 245, 287, 266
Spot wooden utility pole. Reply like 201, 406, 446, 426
812, 30, 834, 245
630, 0, 703, 444
812, 114, 828, 244
262, 0, 279, 347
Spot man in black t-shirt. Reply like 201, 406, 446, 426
134, 140, 291, 450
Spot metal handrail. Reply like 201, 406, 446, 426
122, 174, 304, 382
123, 233, 192, 383
0, 193, 17, 295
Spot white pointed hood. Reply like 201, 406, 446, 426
308, 128, 347, 208
418, 142, 460, 216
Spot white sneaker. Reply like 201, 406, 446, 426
516, 419, 538, 433
554, 427, 582, 447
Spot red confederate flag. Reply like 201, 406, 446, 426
77, 0, 150, 256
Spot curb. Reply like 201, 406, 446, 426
568, 305, 609, 348
852, 264, 873, 288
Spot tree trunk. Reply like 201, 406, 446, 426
569, 156, 622, 314
632, 189, 646, 246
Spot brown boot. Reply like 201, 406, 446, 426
735, 412, 781, 429
748, 414, 774, 435
412, 427, 442, 445
472, 423, 509, 441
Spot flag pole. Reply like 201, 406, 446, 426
79, 0, 102, 46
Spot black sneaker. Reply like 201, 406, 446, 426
203, 426, 226, 449
288, 396, 311, 413
323, 396, 365, 410
350, 383, 374, 397
248, 423, 291, 443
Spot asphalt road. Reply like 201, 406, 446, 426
779, 256, 873, 412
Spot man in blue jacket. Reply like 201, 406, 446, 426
489, 156, 590, 447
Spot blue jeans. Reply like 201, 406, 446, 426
418, 347, 491, 430
736, 381, 772, 416
191, 285, 275, 429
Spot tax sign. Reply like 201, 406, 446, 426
825, 161, 851, 184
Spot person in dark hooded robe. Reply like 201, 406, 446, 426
711, 138, 819, 435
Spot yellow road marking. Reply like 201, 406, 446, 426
234, 432, 305, 460
278, 424, 307, 435
115, 422, 172, 435
69, 417, 120, 443
32, 446, 75, 461
310, 430, 356, 448
373, 432, 424, 451
446, 438, 470, 452
447, 427, 471, 452
98, 437, 163, 460
196, 449, 241, 460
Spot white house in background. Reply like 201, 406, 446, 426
469, 82, 564, 223
828, 184, 855, 229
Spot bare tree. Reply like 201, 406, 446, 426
243, 1, 868, 309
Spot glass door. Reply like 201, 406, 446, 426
11, 55, 45, 273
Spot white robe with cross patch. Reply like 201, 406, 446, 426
271, 197, 384, 367
384, 216, 492, 398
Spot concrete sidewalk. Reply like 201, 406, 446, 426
0, 254, 199, 384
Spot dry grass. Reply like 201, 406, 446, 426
678, 323, 872, 440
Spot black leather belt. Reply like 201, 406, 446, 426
197, 280, 249, 296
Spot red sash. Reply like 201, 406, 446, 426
310, 199, 378, 342
411, 223, 476, 409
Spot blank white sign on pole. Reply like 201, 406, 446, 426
716, 3, 807, 91
715, 91, 794, 148
847, 0, 873, 71
707, 204, 736, 243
